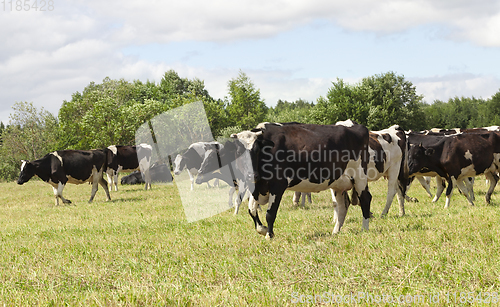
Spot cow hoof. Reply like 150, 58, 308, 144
265, 233, 274, 241
63, 200, 72, 204
256, 225, 268, 236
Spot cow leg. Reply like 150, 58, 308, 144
306, 192, 312, 205
113, 171, 119, 191
432, 177, 446, 202
418, 176, 433, 198
358, 187, 372, 231
89, 172, 100, 203
99, 175, 112, 202
265, 189, 286, 240
228, 186, 236, 207
292, 191, 300, 206
213, 178, 220, 188
143, 168, 151, 190
52, 183, 71, 205
106, 170, 114, 192
188, 171, 194, 190
484, 172, 498, 204
404, 177, 419, 202
332, 191, 349, 234
248, 196, 267, 236
234, 188, 248, 215
444, 178, 454, 208
464, 177, 475, 201
301, 193, 306, 207
380, 170, 400, 217
455, 178, 475, 206
395, 185, 405, 216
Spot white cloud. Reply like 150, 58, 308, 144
411, 73, 500, 103
2, 0, 500, 124
65, 0, 500, 47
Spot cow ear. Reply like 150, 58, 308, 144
425, 148, 435, 156
230, 133, 238, 139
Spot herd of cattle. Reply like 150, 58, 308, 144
16, 121, 500, 240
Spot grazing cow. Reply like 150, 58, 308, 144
120, 163, 173, 185
120, 171, 144, 185
408, 131, 500, 208
106, 144, 152, 191
17, 149, 112, 205
196, 140, 251, 214
231, 120, 372, 239
173, 141, 221, 190
364, 125, 409, 217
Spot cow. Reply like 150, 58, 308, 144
196, 139, 251, 214
17, 149, 112, 206
230, 120, 372, 239
120, 163, 173, 185
173, 141, 222, 190
406, 130, 482, 203
362, 125, 409, 217
106, 144, 152, 191
408, 131, 500, 208
120, 171, 144, 185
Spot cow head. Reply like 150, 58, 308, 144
17, 160, 36, 185
173, 154, 184, 175
196, 140, 249, 183
231, 130, 274, 184
408, 143, 435, 175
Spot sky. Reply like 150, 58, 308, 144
1, 0, 500, 124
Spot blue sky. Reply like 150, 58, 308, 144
1, 0, 500, 124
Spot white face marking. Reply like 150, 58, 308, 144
335, 119, 354, 127
233, 131, 261, 150
173, 154, 182, 173
107, 145, 117, 155
20, 160, 27, 172
464, 150, 473, 160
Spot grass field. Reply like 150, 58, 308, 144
1, 176, 499, 306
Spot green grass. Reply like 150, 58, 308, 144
1, 176, 500, 306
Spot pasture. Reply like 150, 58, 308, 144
1, 177, 499, 306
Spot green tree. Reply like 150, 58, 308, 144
310, 78, 366, 125
266, 99, 314, 123
225, 71, 267, 130
0, 102, 59, 180
311, 72, 425, 131
360, 72, 425, 130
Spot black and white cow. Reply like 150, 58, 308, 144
406, 130, 482, 203
17, 149, 112, 205
120, 163, 173, 185
408, 131, 500, 208
231, 120, 373, 239
365, 125, 409, 217
196, 140, 250, 214
106, 144, 152, 191
120, 171, 144, 185
173, 141, 221, 190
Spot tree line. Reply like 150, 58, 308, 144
1, 70, 499, 181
